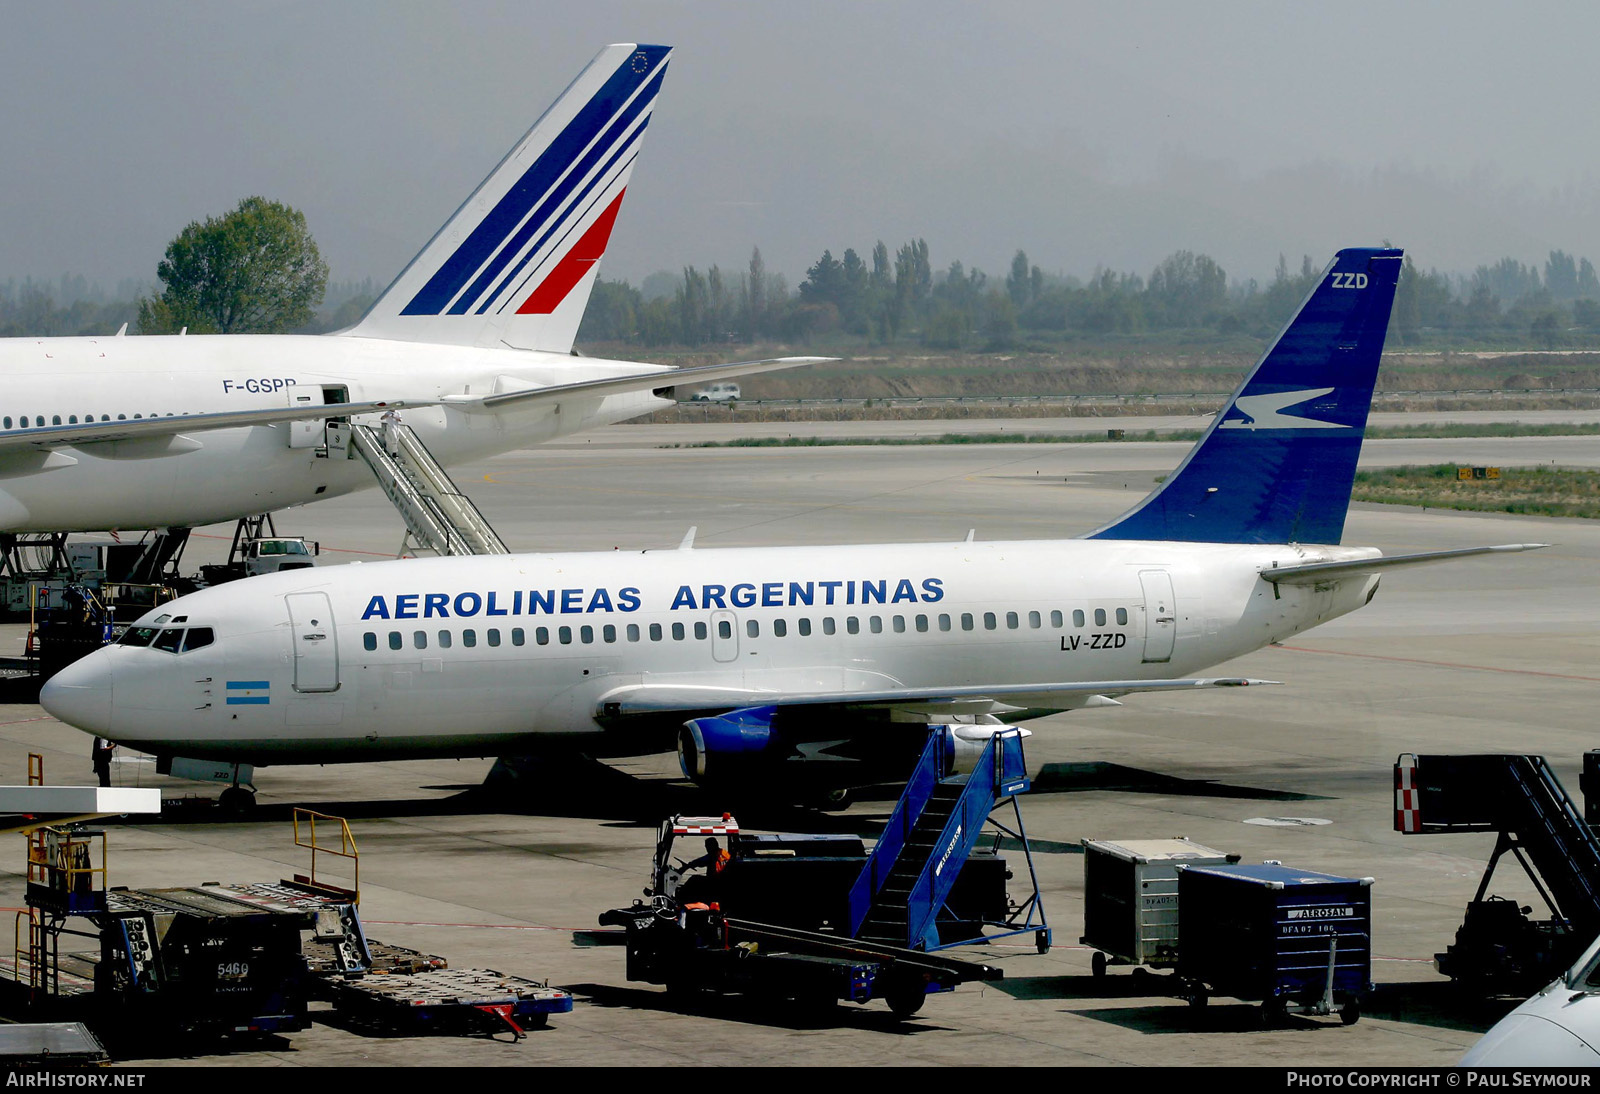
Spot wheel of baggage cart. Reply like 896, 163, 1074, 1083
1339, 998, 1361, 1026
1091, 951, 1106, 977
1187, 986, 1208, 1009
1260, 998, 1289, 1027
886, 987, 926, 1017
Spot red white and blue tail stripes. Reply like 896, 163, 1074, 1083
349, 44, 671, 351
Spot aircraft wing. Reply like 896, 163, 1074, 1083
597, 676, 1275, 720
439, 356, 834, 413
1260, 543, 1549, 585
0, 400, 424, 453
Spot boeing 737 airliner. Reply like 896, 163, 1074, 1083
41, 248, 1546, 806
0, 42, 819, 534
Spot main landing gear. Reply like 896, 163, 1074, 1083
218, 765, 257, 815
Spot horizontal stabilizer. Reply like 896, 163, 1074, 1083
1261, 543, 1549, 585
597, 676, 1277, 720
441, 356, 833, 413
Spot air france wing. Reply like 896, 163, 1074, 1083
0, 400, 430, 453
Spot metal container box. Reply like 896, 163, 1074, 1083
1177, 862, 1373, 1023
1080, 837, 1237, 973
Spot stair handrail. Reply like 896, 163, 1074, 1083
1509, 756, 1600, 937
900, 733, 1012, 949
847, 730, 949, 938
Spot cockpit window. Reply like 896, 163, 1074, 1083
153, 614, 172, 625
152, 628, 185, 653
117, 626, 160, 646
182, 627, 214, 652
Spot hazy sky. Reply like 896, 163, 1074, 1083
6, 1, 1600, 294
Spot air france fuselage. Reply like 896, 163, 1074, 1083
42, 539, 1380, 764
0, 335, 666, 531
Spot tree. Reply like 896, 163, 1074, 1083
137, 197, 328, 334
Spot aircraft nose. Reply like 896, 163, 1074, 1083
40, 651, 113, 732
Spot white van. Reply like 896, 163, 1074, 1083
690, 383, 741, 402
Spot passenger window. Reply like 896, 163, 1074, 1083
1094, 608, 1107, 627
363, 632, 377, 651
603, 624, 616, 643
1116, 607, 1128, 625
916, 615, 929, 632
579, 625, 593, 644
983, 612, 997, 630
717, 620, 731, 639
774, 619, 787, 637
627, 624, 640, 642
1006, 611, 1019, 629
536, 627, 549, 645
893, 616, 906, 633
513, 628, 526, 646
798, 618, 812, 636
961, 613, 973, 631
694, 622, 707, 640
559, 627, 572, 645
2, 418, 9, 429
438, 630, 453, 648
488, 629, 501, 647
414, 631, 428, 649
746, 620, 758, 638
52, 415, 60, 425
69, 415, 77, 424
822, 618, 836, 636
1073, 609, 1086, 628
388, 632, 402, 650
650, 623, 663, 641
1029, 611, 1041, 629
846, 617, 859, 635
939, 614, 951, 631
1051, 610, 1063, 628
182, 627, 214, 652
672, 622, 685, 640
870, 616, 883, 634
463, 630, 477, 647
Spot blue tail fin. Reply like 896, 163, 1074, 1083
1087, 247, 1402, 545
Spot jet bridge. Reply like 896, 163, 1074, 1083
1394, 752, 1600, 992
348, 423, 508, 557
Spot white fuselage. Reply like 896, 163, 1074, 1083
0, 334, 669, 532
43, 538, 1381, 764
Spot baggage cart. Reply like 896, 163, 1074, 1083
1176, 862, 1372, 1024
1080, 837, 1237, 975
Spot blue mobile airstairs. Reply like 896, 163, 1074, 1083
849, 727, 1051, 954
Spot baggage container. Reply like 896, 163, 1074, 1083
1177, 862, 1372, 1024
1080, 838, 1237, 975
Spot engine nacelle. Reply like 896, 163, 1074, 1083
936, 722, 1033, 776
679, 705, 780, 782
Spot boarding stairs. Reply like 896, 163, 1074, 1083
349, 423, 508, 557
1396, 753, 1600, 986
848, 728, 1046, 952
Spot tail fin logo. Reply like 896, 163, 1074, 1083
1218, 388, 1348, 430
399, 46, 669, 320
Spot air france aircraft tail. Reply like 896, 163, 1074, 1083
346, 43, 671, 353
1089, 247, 1403, 545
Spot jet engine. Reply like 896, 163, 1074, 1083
677, 707, 1026, 795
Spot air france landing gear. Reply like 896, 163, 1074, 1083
219, 766, 256, 815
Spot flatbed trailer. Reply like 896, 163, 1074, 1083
322, 967, 572, 1037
